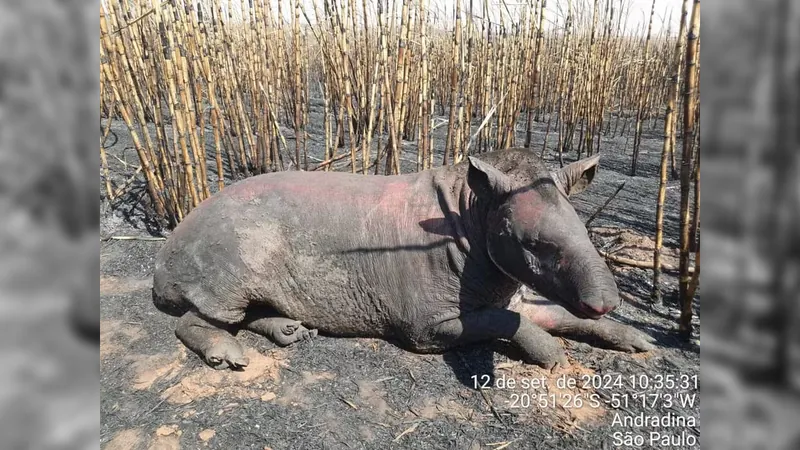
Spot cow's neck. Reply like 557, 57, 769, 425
432, 167, 520, 305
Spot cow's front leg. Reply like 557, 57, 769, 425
414, 309, 568, 370
511, 298, 656, 353
176, 309, 249, 370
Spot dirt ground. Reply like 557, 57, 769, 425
100, 107, 699, 449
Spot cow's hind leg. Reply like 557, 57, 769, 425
176, 309, 249, 370
241, 306, 317, 346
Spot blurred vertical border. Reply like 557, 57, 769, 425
702, 0, 800, 448
0, 0, 99, 448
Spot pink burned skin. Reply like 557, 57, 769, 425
507, 189, 549, 229
153, 147, 654, 372
484, 162, 621, 320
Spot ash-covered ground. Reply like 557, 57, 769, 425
100, 104, 699, 449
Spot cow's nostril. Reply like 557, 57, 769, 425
587, 303, 615, 317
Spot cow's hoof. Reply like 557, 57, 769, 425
520, 341, 569, 370
206, 342, 249, 370
280, 323, 317, 346
280, 320, 303, 336
617, 329, 657, 353
299, 328, 318, 342
592, 320, 657, 353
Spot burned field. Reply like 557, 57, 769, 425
100, 110, 699, 449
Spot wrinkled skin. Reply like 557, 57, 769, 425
153, 148, 653, 371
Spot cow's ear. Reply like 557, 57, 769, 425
551, 155, 600, 197
467, 156, 512, 199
